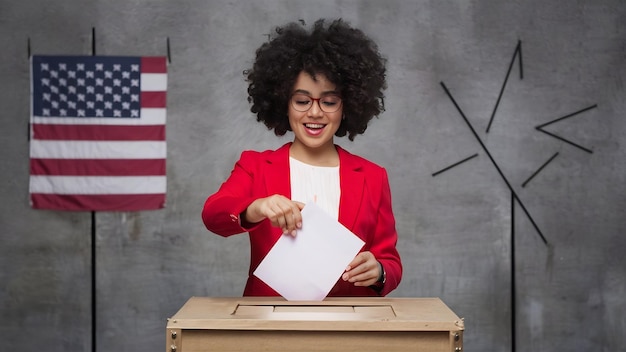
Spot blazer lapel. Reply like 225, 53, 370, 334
337, 146, 364, 230
263, 143, 292, 198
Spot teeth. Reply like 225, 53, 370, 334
305, 123, 325, 129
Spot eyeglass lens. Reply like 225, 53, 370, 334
291, 94, 342, 113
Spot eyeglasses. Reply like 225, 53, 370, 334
290, 93, 343, 113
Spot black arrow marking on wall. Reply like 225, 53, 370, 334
535, 104, 598, 154
522, 152, 559, 188
486, 40, 523, 133
431, 153, 479, 177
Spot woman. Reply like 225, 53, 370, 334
202, 19, 402, 297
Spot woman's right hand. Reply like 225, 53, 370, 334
243, 195, 304, 236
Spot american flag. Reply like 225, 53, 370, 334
29, 55, 167, 211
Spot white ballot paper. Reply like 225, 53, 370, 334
253, 201, 365, 301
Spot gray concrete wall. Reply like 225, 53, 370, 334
1, 0, 624, 351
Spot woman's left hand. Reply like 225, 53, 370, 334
342, 251, 381, 287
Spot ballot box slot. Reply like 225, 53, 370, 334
232, 304, 396, 319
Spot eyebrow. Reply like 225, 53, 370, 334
292, 89, 340, 96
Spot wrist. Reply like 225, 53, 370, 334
243, 200, 263, 224
376, 261, 386, 284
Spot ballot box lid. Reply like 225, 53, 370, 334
166, 297, 464, 332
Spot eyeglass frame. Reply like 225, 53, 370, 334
289, 93, 343, 113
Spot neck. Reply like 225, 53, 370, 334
289, 141, 339, 167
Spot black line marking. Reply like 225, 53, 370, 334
510, 191, 517, 352
27, 38, 32, 141
440, 81, 549, 246
535, 104, 597, 129
432, 154, 479, 177
91, 211, 96, 352
486, 40, 523, 133
518, 39, 524, 80
536, 128, 593, 154
522, 152, 559, 188
91, 27, 96, 56
166, 37, 172, 64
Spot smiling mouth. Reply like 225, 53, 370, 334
304, 123, 325, 129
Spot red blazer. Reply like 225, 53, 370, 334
202, 143, 402, 297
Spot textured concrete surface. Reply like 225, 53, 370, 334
1, 1, 624, 351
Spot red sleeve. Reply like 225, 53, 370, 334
201, 151, 264, 237
370, 168, 402, 296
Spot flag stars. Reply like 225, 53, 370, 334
35, 58, 145, 118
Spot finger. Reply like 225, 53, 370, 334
350, 274, 377, 286
266, 202, 289, 230
346, 252, 369, 270
344, 268, 377, 285
344, 252, 377, 281
348, 263, 380, 285
273, 202, 301, 235
284, 201, 304, 232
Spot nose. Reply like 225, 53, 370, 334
307, 99, 324, 117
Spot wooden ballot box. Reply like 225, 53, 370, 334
166, 297, 464, 352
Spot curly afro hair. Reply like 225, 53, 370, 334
245, 19, 387, 141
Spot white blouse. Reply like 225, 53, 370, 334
289, 157, 341, 220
